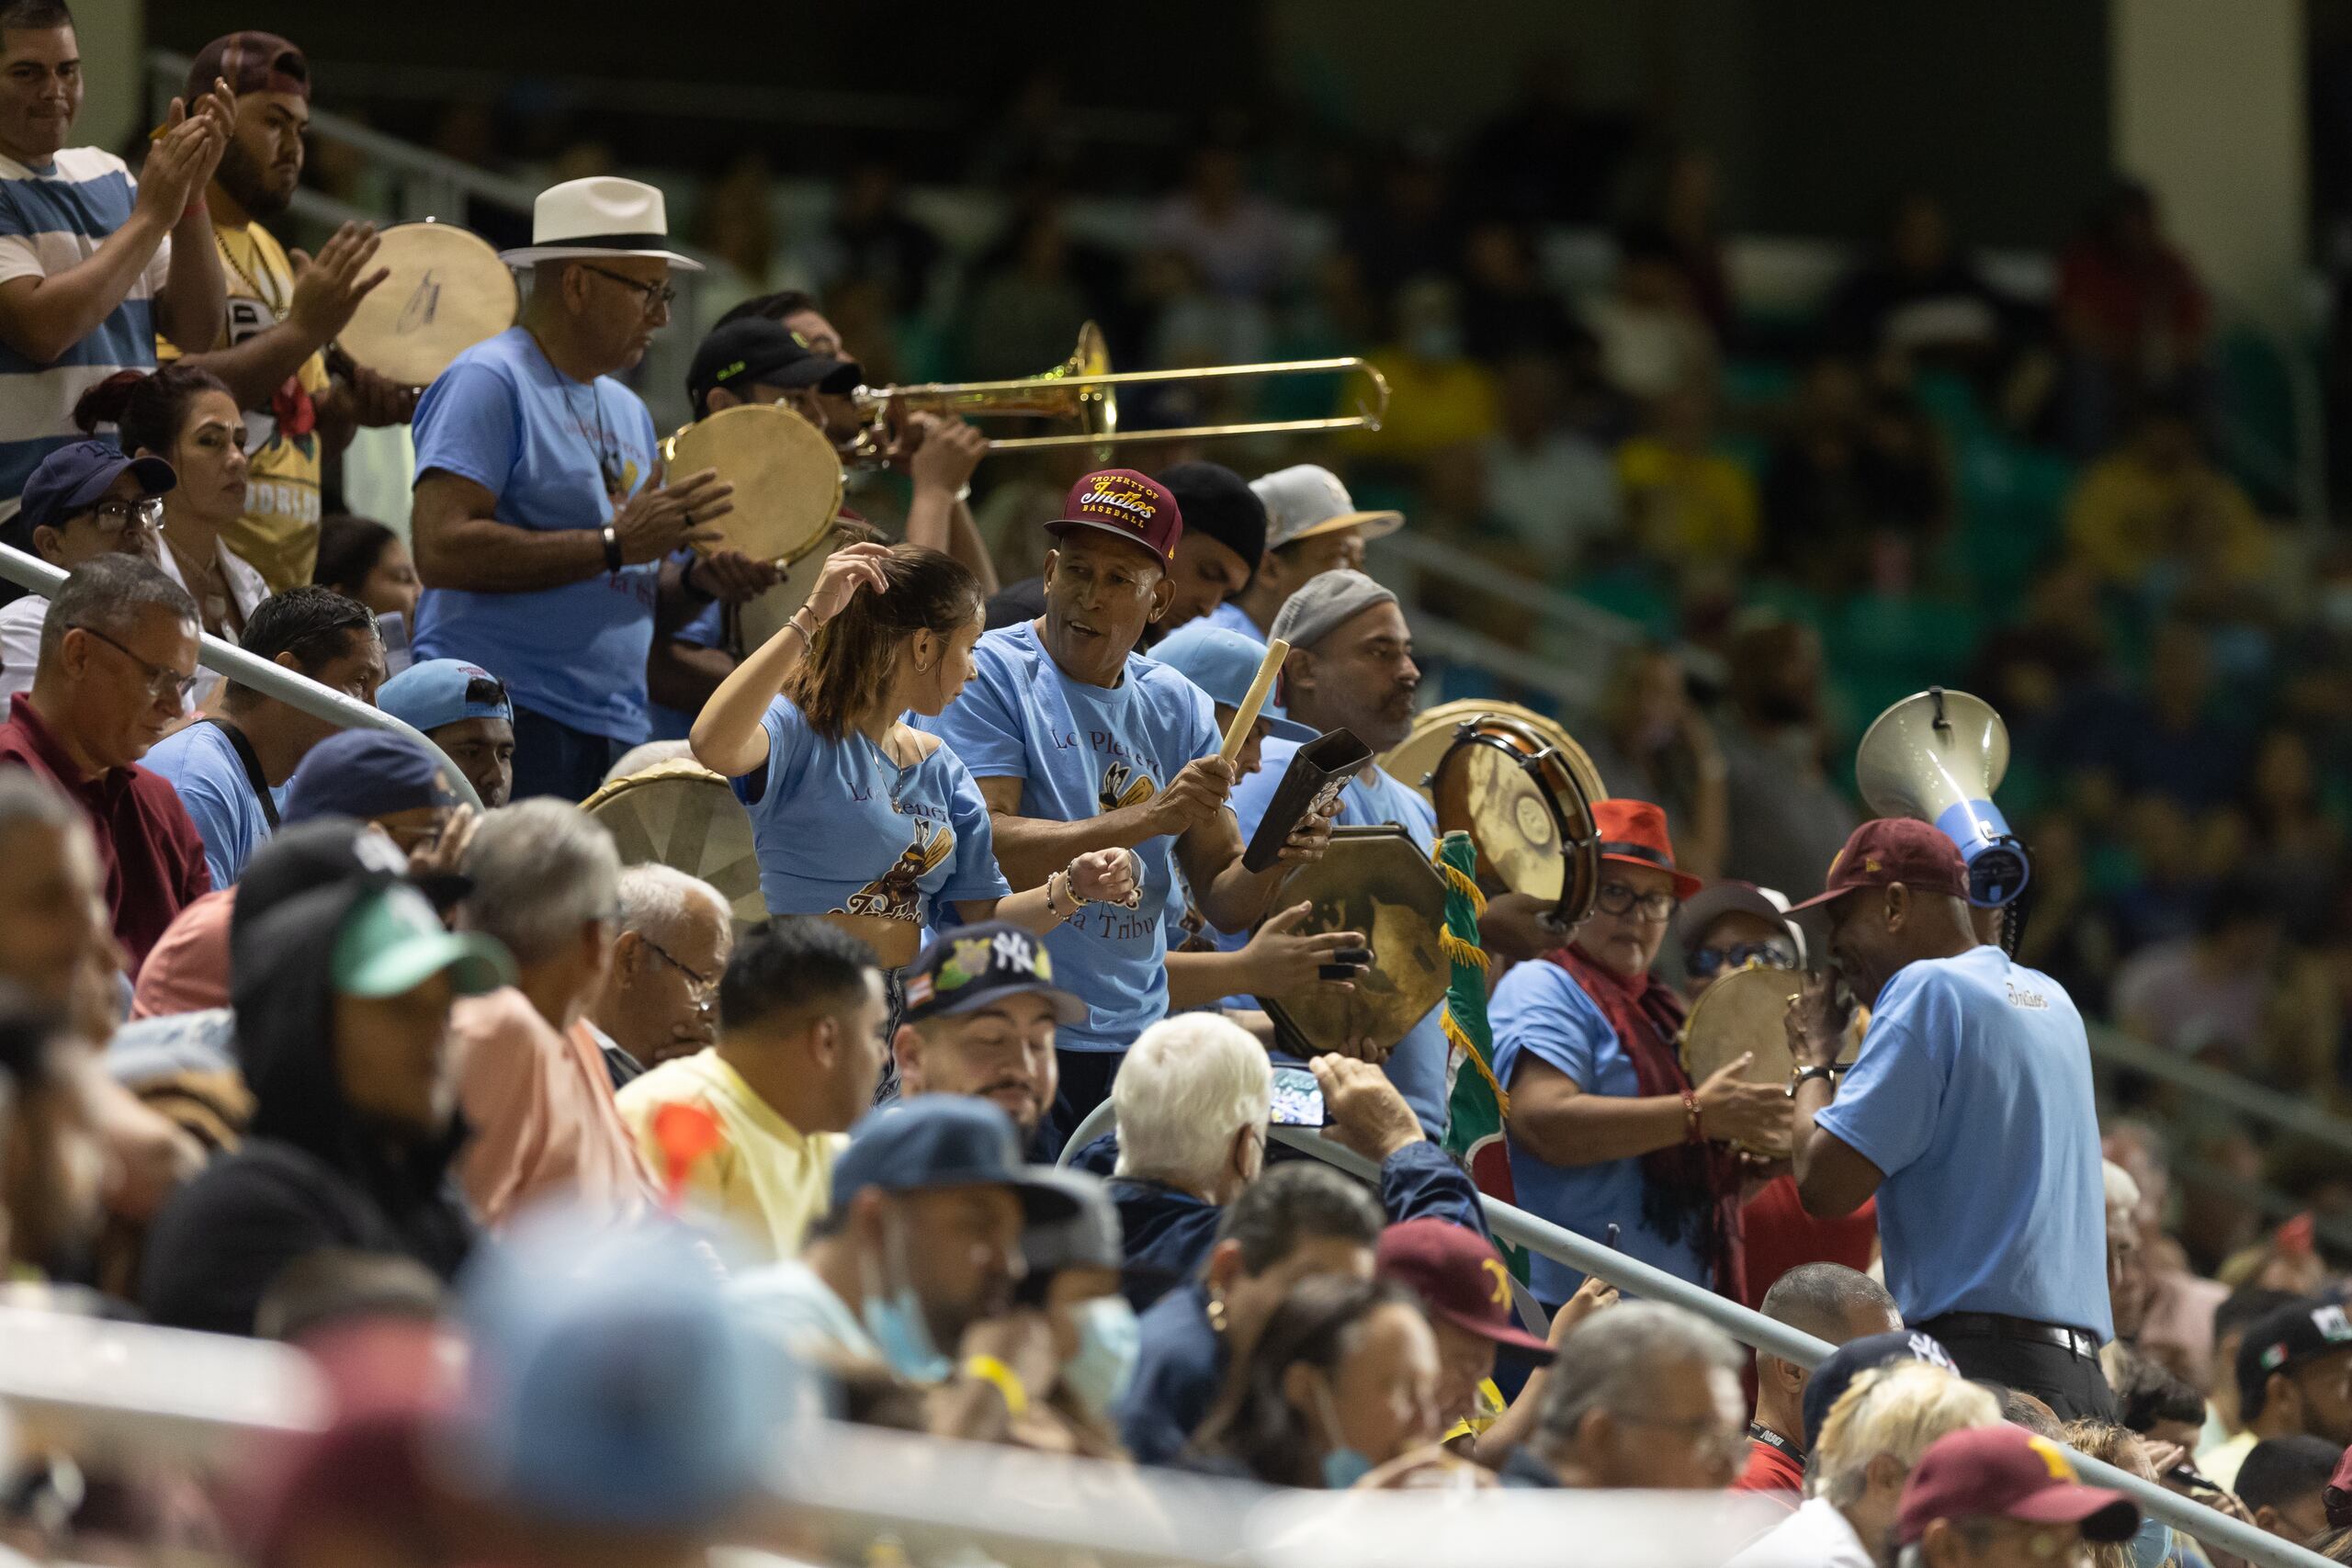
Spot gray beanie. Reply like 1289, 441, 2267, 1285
1268, 568, 1396, 650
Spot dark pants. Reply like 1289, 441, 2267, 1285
1050, 1049, 1124, 1148
1919, 1315, 2118, 1422
510, 705, 629, 803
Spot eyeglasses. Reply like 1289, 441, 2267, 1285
640, 936, 718, 1007
1688, 940, 1796, 977
68, 623, 197, 706
80, 497, 164, 539
1594, 881, 1677, 922
579, 264, 676, 314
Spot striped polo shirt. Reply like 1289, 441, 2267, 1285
0, 146, 169, 517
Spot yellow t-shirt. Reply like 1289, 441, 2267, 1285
616, 1049, 840, 1263
156, 221, 329, 592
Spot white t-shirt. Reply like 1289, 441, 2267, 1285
1725, 1496, 1873, 1568
0, 592, 40, 705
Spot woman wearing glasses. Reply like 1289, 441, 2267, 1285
1488, 798, 1790, 1315
0, 437, 177, 705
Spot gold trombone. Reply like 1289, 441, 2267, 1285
843, 321, 1389, 466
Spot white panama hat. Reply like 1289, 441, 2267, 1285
498, 175, 704, 271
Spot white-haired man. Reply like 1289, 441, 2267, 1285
450, 799, 656, 1226
1728, 1356, 1998, 1568
1085, 1016, 1487, 1305
584, 863, 732, 1087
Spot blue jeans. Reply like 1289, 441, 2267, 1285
510, 705, 628, 803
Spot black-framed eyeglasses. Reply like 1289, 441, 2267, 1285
1688, 940, 1797, 977
579, 264, 676, 313
640, 936, 717, 1004
80, 497, 164, 539
1594, 880, 1677, 922
68, 623, 197, 706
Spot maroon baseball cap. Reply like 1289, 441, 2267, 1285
1896, 1427, 2139, 1546
1791, 818, 1970, 911
187, 32, 310, 101
1375, 1219, 1554, 1362
1046, 468, 1184, 570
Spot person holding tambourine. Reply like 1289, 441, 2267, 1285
692, 539, 1137, 1062
1489, 800, 1789, 1312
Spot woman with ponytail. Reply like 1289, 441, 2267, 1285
74, 367, 267, 659
693, 540, 1136, 1034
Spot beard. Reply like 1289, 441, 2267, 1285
216, 137, 293, 220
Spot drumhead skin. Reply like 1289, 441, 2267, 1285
664, 403, 842, 567
581, 759, 767, 931
1382, 699, 1607, 807
335, 222, 518, 387
1424, 712, 1601, 924
1679, 965, 1857, 1156
1257, 826, 1449, 1057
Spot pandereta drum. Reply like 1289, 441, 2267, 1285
1395, 703, 1603, 927
581, 758, 767, 933
662, 400, 849, 657
334, 220, 517, 387
1678, 964, 1859, 1157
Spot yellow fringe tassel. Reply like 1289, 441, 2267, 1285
1431, 851, 1488, 914
1440, 929, 1491, 973
1443, 1010, 1510, 1118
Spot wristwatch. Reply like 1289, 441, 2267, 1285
601, 525, 623, 572
1786, 1063, 1840, 1099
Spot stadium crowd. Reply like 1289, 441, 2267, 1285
0, 5, 2346, 1565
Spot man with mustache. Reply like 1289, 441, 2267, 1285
160, 33, 410, 592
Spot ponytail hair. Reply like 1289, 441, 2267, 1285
784, 544, 981, 740
71, 365, 232, 458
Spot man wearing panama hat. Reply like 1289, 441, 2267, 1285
408, 176, 781, 802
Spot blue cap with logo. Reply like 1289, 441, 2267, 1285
831, 1095, 1085, 1224
283, 730, 458, 825
1802, 1328, 1960, 1450
1149, 622, 1317, 742
378, 658, 514, 734
17, 438, 175, 531
902, 920, 1086, 1026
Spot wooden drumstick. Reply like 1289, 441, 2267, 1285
1218, 637, 1290, 764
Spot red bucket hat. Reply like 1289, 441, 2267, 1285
1592, 798, 1702, 901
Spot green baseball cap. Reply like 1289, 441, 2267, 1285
331, 884, 514, 999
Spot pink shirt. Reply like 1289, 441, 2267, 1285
130, 888, 235, 1019
450, 987, 658, 1228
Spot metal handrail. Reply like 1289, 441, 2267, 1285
2086, 1021, 2352, 1157
0, 545, 483, 812
1259, 1127, 2331, 1568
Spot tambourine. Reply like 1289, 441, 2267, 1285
1678, 965, 1857, 1156
1424, 713, 1601, 927
582, 758, 767, 932
334, 220, 517, 388
662, 401, 843, 570
1255, 825, 1450, 1059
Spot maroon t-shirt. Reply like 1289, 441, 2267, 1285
0, 694, 210, 972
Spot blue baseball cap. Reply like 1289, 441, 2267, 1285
282, 730, 458, 825
17, 438, 175, 530
447, 1208, 797, 1531
377, 659, 514, 734
831, 1096, 1086, 1223
1149, 622, 1315, 742
1802, 1328, 1960, 1450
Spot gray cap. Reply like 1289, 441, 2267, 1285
1023, 1168, 1124, 1275
1269, 568, 1397, 651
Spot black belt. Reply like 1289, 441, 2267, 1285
1921, 1312, 2100, 1361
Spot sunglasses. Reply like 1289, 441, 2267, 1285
1688, 940, 1797, 977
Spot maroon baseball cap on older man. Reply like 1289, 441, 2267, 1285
1896, 1426, 2139, 1546
1791, 818, 1970, 911
1375, 1218, 1554, 1361
1046, 468, 1184, 570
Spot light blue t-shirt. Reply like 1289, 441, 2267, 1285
1224, 741, 1449, 1135
1491, 958, 1708, 1304
143, 721, 275, 889
411, 327, 662, 743
917, 621, 1219, 1053
732, 695, 1009, 936
1815, 945, 2112, 1337
1202, 600, 1265, 644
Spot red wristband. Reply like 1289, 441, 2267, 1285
181, 197, 208, 222
1682, 1089, 1702, 1145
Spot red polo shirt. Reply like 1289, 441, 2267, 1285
0, 694, 210, 973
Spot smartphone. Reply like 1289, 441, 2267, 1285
1268, 1065, 1329, 1127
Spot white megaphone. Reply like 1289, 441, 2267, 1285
1854, 687, 2029, 908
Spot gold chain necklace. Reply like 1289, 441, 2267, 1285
213, 228, 287, 321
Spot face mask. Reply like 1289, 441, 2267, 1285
2128, 1516, 2172, 1568
1311, 1379, 1374, 1490
859, 1209, 951, 1383
1061, 1294, 1140, 1418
